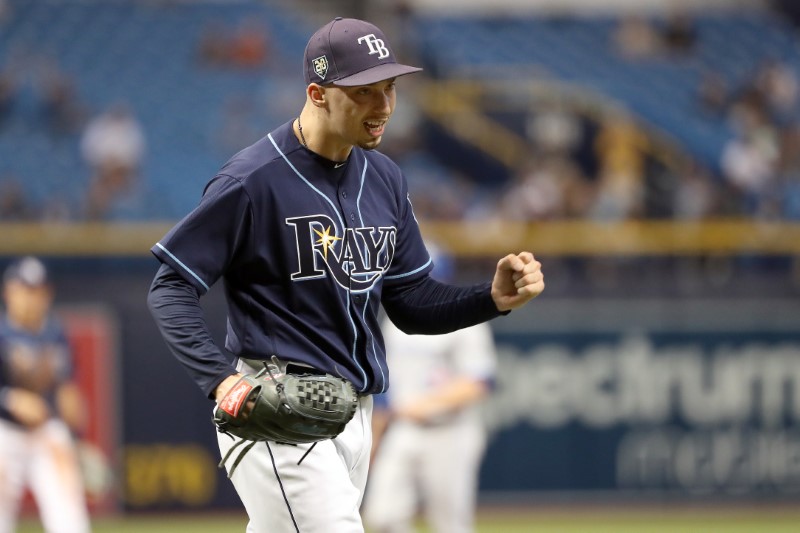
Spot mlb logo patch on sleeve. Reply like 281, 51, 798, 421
220, 381, 253, 417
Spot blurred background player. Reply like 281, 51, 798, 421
0, 256, 90, 533
363, 248, 498, 533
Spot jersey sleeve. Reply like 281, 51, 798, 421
151, 175, 251, 294
382, 171, 433, 285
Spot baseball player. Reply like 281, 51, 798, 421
363, 256, 497, 533
147, 17, 544, 533
0, 257, 91, 533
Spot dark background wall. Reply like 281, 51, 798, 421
7, 256, 797, 511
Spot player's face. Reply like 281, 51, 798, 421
325, 78, 397, 153
3, 281, 53, 331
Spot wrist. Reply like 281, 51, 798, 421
214, 374, 243, 403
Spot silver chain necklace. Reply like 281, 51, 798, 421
296, 116, 308, 148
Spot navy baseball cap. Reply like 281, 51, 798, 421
3, 256, 49, 287
303, 17, 422, 86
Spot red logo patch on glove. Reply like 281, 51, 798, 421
219, 381, 253, 417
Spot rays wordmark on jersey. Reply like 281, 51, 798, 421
287, 214, 396, 292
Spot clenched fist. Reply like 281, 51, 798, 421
491, 252, 544, 312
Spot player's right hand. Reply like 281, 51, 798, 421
214, 373, 246, 405
6, 388, 50, 428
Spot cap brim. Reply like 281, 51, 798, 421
332, 63, 422, 87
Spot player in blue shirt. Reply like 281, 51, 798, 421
0, 257, 90, 533
148, 17, 544, 533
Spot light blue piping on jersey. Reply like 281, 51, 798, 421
155, 242, 210, 292
383, 192, 432, 280
383, 256, 432, 280
355, 158, 388, 393
267, 134, 347, 231
268, 133, 368, 388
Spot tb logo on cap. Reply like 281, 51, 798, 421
357, 34, 389, 59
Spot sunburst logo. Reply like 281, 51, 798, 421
313, 225, 341, 260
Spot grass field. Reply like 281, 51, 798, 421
16, 506, 800, 533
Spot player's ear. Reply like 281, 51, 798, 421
307, 83, 326, 107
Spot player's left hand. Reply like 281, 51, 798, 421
6, 388, 50, 428
491, 252, 544, 312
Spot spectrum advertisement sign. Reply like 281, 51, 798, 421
480, 304, 800, 498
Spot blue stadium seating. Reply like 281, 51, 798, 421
413, 13, 800, 174
0, 0, 309, 220
1, 2, 797, 219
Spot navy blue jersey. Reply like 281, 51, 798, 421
152, 120, 433, 394
0, 315, 73, 425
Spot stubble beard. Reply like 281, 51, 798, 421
358, 137, 382, 151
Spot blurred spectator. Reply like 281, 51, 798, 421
613, 15, 662, 60
696, 70, 730, 118
615, 11, 696, 61
493, 105, 594, 220
720, 100, 780, 216
198, 22, 230, 66
228, 20, 270, 69
590, 112, 649, 219
198, 20, 271, 69
526, 106, 584, 157
728, 76, 772, 134
0, 176, 34, 220
673, 163, 719, 220
660, 9, 697, 56
38, 61, 86, 137
0, 68, 17, 128
500, 155, 590, 220
710, 58, 798, 218
754, 58, 799, 123
405, 168, 472, 221
777, 122, 800, 219
501, 156, 564, 220
80, 102, 146, 219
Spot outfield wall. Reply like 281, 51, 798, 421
482, 298, 800, 502
2, 250, 798, 511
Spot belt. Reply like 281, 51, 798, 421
238, 356, 326, 376
237, 356, 364, 398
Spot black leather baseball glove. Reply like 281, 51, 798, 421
214, 357, 359, 476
